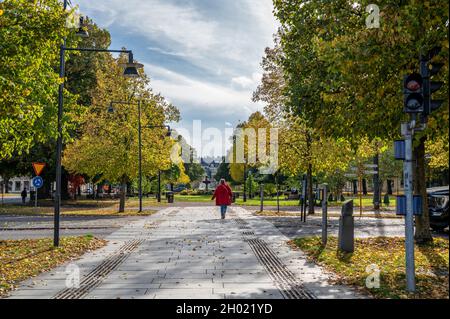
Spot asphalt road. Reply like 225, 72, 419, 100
0, 195, 22, 205
1, 205, 447, 240
0, 215, 144, 240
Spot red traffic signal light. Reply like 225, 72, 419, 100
403, 73, 424, 113
406, 80, 421, 91
404, 73, 422, 92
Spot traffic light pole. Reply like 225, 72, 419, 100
399, 47, 443, 293
401, 120, 415, 292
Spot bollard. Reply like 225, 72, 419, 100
166, 191, 174, 203
338, 199, 354, 253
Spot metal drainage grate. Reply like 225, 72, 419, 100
234, 218, 249, 225
245, 238, 316, 299
242, 231, 255, 236
234, 218, 251, 229
53, 239, 144, 299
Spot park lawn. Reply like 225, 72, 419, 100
0, 204, 157, 216
174, 194, 304, 206
0, 235, 107, 297
290, 236, 449, 299
174, 194, 212, 202
173, 194, 396, 208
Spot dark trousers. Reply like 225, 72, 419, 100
220, 205, 228, 217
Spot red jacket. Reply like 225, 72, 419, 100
212, 183, 232, 206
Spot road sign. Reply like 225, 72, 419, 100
344, 173, 357, 177
364, 164, 378, 168
32, 162, 46, 176
363, 170, 378, 175
32, 176, 44, 189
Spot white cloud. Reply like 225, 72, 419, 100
77, 0, 218, 52
75, 0, 277, 77
145, 63, 262, 116
73, 0, 277, 155
231, 72, 262, 89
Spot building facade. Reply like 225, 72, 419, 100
0, 176, 32, 193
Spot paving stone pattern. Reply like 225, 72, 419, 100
5, 207, 366, 299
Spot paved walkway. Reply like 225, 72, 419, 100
5, 206, 365, 299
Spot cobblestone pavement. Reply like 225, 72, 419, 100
5, 206, 366, 299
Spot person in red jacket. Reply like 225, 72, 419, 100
211, 178, 232, 219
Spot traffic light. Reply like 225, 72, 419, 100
403, 73, 424, 113
421, 46, 445, 116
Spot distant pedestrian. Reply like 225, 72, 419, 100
211, 179, 232, 219
21, 188, 27, 204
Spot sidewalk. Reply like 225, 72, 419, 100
5, 206, 366, 299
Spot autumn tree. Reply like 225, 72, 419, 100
0, 0, 81, 159
228, 112, 273, 198
272, 0, 448, 242
63, 51, 179, 212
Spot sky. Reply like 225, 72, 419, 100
72, 0, 278, 157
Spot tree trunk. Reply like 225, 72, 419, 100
387, 179, 393, 195
414, 136, 433, 244
373, 154, 380, 210
126, 181, 132, 197
119, 180, 127, 213
306, 131, 315, 214
307, 162, 315, 214
4, 177, 9, 193
96, 182, 101, 199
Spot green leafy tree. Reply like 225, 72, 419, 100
0, 0, 81, 159
183, 162, 204, 184
272, 0, 448, 242
63, 52, 179, 212
214, 161, 231, 182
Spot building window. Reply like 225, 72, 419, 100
24, 181, 30, 190
15, 181, 21, 191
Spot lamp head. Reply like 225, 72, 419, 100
120, 52, 143, 78
76, 16, 89, 38
107, 104, 114, 113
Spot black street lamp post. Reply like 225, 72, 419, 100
54, 0, 142, 247
243, 160, 247, 202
